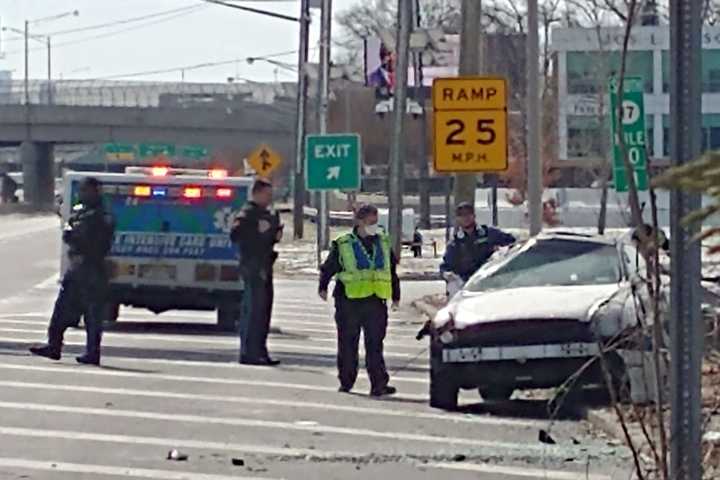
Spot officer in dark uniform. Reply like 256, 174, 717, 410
440, 202, 515, 293
30, 177, 115, 365
230, 178, 282, 366
318, 204, 400, 397
0, 170, 17, 204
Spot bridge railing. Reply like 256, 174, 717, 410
0, 79, 298, 108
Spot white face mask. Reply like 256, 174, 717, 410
363, 223, 379, 236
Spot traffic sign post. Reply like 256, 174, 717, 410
305, 133, 361, 191
432, 77, 509, 173
609, 77, 649, 192
247, 144, 283, 177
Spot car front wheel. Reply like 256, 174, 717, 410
479, 386, 514, 402
430, 368, 459, 410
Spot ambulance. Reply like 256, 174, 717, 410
60, 166, 252, 331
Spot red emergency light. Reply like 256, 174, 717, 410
209, 169, 228, 179
183, 187, 202, 199
216, 188, 233, 199
151, 166, 169, 177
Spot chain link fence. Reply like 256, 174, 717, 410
0, 79, 298, 108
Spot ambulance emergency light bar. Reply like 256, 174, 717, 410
124, 166, 228, 179
129, 184, 234, 200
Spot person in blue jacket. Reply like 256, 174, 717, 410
440, 202, 516, 292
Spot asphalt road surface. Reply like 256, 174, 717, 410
0, 215, 634, 479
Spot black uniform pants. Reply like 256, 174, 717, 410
334, 296, 389, 391
239, 270, 274, 360
47, 263, 106, 358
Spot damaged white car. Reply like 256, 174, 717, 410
424, 232, 654, 410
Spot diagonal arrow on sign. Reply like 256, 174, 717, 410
326, 166, 341, 180
259, 149, 272, 172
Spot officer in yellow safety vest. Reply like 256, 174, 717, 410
318, 204, 400, 397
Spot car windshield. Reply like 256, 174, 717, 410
464, 238, 621, 291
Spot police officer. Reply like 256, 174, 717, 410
0, 168, 17, 204
440, 202, 515, 295
30, 177, 115, 365
318, 204, 400, 397
230, 178, 282, 366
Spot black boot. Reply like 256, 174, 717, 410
76, 354, 100, 366
370, 385, 397, 397
29, 344, 61, 361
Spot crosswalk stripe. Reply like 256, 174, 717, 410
0, 400, 595, 456
426, 462, 612, 480
0, 324, 424, 351
0, 457, 278, 480
0, 380, 535, 426
0, 362, 430, 400
0, 426, 350, 460
0, 333, 427, 360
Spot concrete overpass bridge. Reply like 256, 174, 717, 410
0, 80, 297, 206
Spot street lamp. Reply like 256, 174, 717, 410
246, 56, 298, 73
12, 10, 79, 105
3, 26, 53, 104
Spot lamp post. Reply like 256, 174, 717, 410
7, 10, 79, 105
204, 0, 310, 240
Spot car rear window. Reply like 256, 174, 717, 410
465, 239, 621, 291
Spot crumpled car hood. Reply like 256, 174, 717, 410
447, 284, 621, 330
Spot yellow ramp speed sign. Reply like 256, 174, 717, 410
432, 77, 509, 173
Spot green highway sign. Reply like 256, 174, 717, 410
306, 133, 362, 191
139, 143, 176, 158
104, 143, 136, 161
180, 145, 209, 159
103, 143, 209, 162
609, 76, 649, 192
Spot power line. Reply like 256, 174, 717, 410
2, 5, 206, 44
91, 49, 303, 80
2, 7, 207, 57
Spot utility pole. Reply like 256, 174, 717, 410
455, 0, 482, 208
413, 0, 431, 229
388, 0, 412, 255
24, 20, 29, 106
46, 36, 52, 104
669, 0, 703, 476
316, 0, 332, 255
526, 0, 542, 236
293, 0, 311, 239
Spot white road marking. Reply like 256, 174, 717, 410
0, 425, 352, 460
0, 222, 57, 243
0, 361, 432, 401
0, 379, 533, 426
0, 313, 50, 319
0, 400, 582, 455
0, 332, 426, 360
0, 457, 278, 480
0, 323, 423, 351
0, 274, 58, 306
427, 462, 612, 480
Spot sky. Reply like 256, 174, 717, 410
0, 0, 359, 84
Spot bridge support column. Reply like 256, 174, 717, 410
21, 141, 54, 209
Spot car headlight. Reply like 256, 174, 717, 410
439, 330, 457, 345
